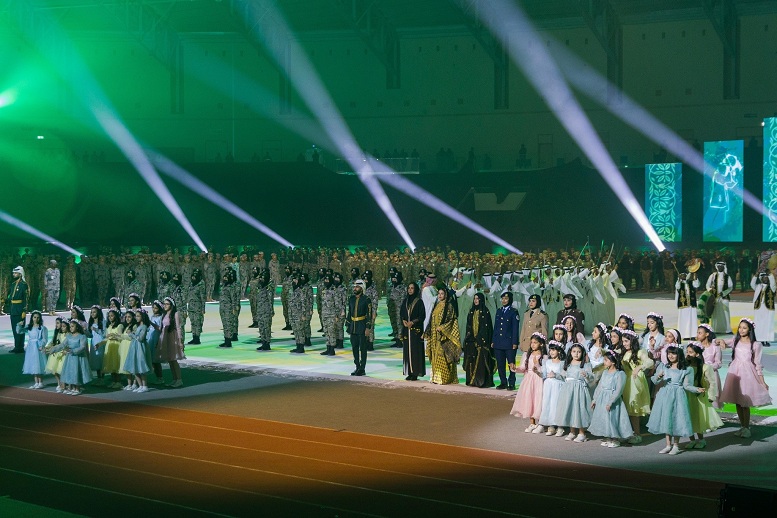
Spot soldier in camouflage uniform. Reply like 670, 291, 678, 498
268, 253, 281, 288
300, 272, 314, 347
288, 274, 307, 354
248, 266, 262, 328
388, 271, 407, 347
122, 270, 143, 306
203, 253, 217, 302
218, 268, 240, 347
280, 265, 293, 330
90, 256, 105, 305
170, 273, 188, 345
111, 257, 125, 300
180, 254, 194, 290
63, 256, 77, 310
44, 259, 61, 315
157, 271, 172, 301
363, 270, 379, 351
315, 267, 326, 333
187, 269, 206, 345
238, 253, 250, 299
254, 270, 274, 351
319, 274, 343, 356
332, 272, 347, 348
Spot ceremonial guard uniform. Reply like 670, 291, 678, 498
493, 291, 520, 389
555, 294, 585, 335
706, 262, 733, 334
519, 294, 548, 353
187, 269, 206, 345
5, 266, 29, 353
44, 260, 61, 315
676, 273, 700, 340
346, 280, 372, 375
218, 269, 241, 347
254, 271, 274, 351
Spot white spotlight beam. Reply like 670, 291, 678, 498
0, 210, 81, 257
550, 45, 767, 219
10, 9, 207, 252
460, 0, 665, 252
237, 1, 416, 250
147, 150, 294, 248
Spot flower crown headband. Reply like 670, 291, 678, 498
552, 324, 565, 331
646, 311, 664, 321
739, 317, 755, 328
530, 332, 547, 342
621, 329, 638, 339
618, 313, 633, 322
698, 323, 713, 333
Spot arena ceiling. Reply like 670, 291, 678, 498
6, 0, 777, 37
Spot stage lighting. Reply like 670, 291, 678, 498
0, 209, 81, 257
0, 88, 17, 108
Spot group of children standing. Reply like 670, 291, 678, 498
510, 311, 771, 452
19, 295, 186, 395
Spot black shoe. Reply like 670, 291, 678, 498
320, 347, 330, 356
355, 369, 366, 376
495, 384, 507, 390
335, 340, 344, 349
366, 343, 374, 351
508, 385, 515, 390
290, 345, 304, 354
218, 340, 232, 348
248, 323, 258, 328
317, 327, 324, 333
231, 333, 238, 341
187, 336, 201, 345
351, 369, 360, 376
305, 338, 311, 347
405, 375, 417, 381
9, 348, 24, 354
282, 324, 292, 331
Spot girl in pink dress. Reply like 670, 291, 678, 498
697, 323, 723, 408
719, 318, 772, 438
510, 332, 547, 432
155, 297, 186, 388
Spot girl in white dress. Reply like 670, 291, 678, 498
535, 341, 566, 437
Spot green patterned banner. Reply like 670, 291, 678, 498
764, 118, 777, 241
645, 163, 682, 242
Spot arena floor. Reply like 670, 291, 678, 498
0, 292, 775, 517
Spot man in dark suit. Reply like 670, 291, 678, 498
492, 291, 520, 389
346, 279, 372, 376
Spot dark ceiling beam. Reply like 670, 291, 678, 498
98, 0, 185, 112
700, 0, 740, 99
335, 0, 401, 89
456, 0, 508, 109
579, 0, 622, 97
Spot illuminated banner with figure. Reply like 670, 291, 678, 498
764, 118, 777, 241
703, 140, 743, 242
645, 163, 682, 242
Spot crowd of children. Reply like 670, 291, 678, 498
510, 312, 771, 452
19, 296, 185, 395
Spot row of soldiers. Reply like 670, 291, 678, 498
0, 245, 764, 316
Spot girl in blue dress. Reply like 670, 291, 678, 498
87, 305, 105, 386
535, 341, 566, 436
647, 346, 702, 455
60, 320, 92, 395
554, 343, 593, 442
124, 309, 151, 393
589, 351, 633, 447
20, 310, 48, 389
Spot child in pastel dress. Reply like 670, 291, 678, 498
535, 341, 566, 436
639, 312, 666, 360
608, 328, 625, 358
561, 316, 586, 353
19, 310, 48, 389
510, 332, 547, 432
647, 346, 701, 455
697, 324, 723, 409
123, 309, 151, 393
87, 305, 105, 386
685, 343, 723, 449
620, 329, 654, 444
587, 322, 609, 376
60, 320, 92, 395
45, 318, 67, 392
554, 343, 593, 442
118, 311, 136, 388
718, 319, 772, 439
100, 310, 124, 389
146, 301, 165, 385
589, 351, 633, 447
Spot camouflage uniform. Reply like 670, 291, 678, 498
93, 258, 109, 306
280, 269, 293, 328
334, 279, 348, 346
388, 279, 407, 338
219, 276, 241, 341
289, 281, 308, 350
110, 260, 125, 300
268, 256, 281, 287
248, 270, 261, 325
321, 282, 342, 349
302, 278, 314, 343
255, 278, 274, 348
203, 256, 217, 301
187, 280, 206, 342
44, 262, 61, 313
238, 256, 251, 299
170, 281, 188, 344
364, 283, 378, 346
63, 258, 77, 309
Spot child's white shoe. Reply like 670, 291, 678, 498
574, 434, 587, 443
554, 428, 566, 437
564, 432, 576, 441
532, 425, 545, 434
524, 424, 537, 433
